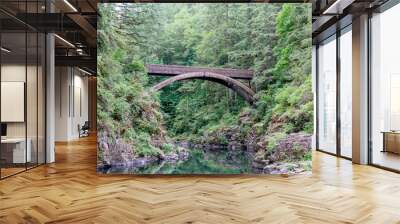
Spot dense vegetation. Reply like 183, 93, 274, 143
97, 3, 312, 171
97, 4, 167, 158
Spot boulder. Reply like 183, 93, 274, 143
268, 133, 312, 162
262, 162, 306, 175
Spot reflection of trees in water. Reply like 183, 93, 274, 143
99, 147, 252, 174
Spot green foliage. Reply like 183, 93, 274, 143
162, 143, 175, 154
266, 132, 286, 152
251, 4, 313, 136
136, 143, 162, 157
142, 4, 291, 141
98, 3, 313, 160
303, 151, 312, 161
98, 4, 165, 158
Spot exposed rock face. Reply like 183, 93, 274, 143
177, 141, 248, 152
98, 128, 190, 168
98, 122, 312, 175
196, 111, 259, 147
268, 133, 312, 162
263, 162, 310, 175
175, 141, 191, 148
98, 130, 136, 166
162, 149, 190, 162
251, 133, 312, 175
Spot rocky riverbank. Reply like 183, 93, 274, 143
250, 133, 312, 174
98, 128, 312, 175
176, 132, 312, 175
98, 146, 190, 170
97, 130, 189, 169
175, 141, 254, 151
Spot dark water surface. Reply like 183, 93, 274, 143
98, 147, 252, 174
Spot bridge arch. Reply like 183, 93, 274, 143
151, 72, 255, 104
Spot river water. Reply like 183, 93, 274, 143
98, 147, 252, 174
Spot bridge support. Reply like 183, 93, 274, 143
151, 72, 256, 104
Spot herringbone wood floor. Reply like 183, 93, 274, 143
1, 135, 400, 224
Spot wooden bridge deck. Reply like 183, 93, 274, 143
146, 64, 254, 80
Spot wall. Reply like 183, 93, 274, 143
1, 62, 46, 166
1, 65, 25, 138
55, 67, 89, 141
1, 64, 44, 139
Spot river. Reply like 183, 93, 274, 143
97, 147, 252, 174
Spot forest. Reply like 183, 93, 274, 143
97, 3, 313, 174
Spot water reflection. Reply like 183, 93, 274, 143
98, 147, 252, 174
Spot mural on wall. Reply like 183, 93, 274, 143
97, 3, 313, 175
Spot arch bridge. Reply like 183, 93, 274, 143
146, 64, 255, 104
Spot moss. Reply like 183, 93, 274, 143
136, 144, 162, 157
266, 132, 286, 153
162, 143, 175, 154
302, 151, 312, 161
